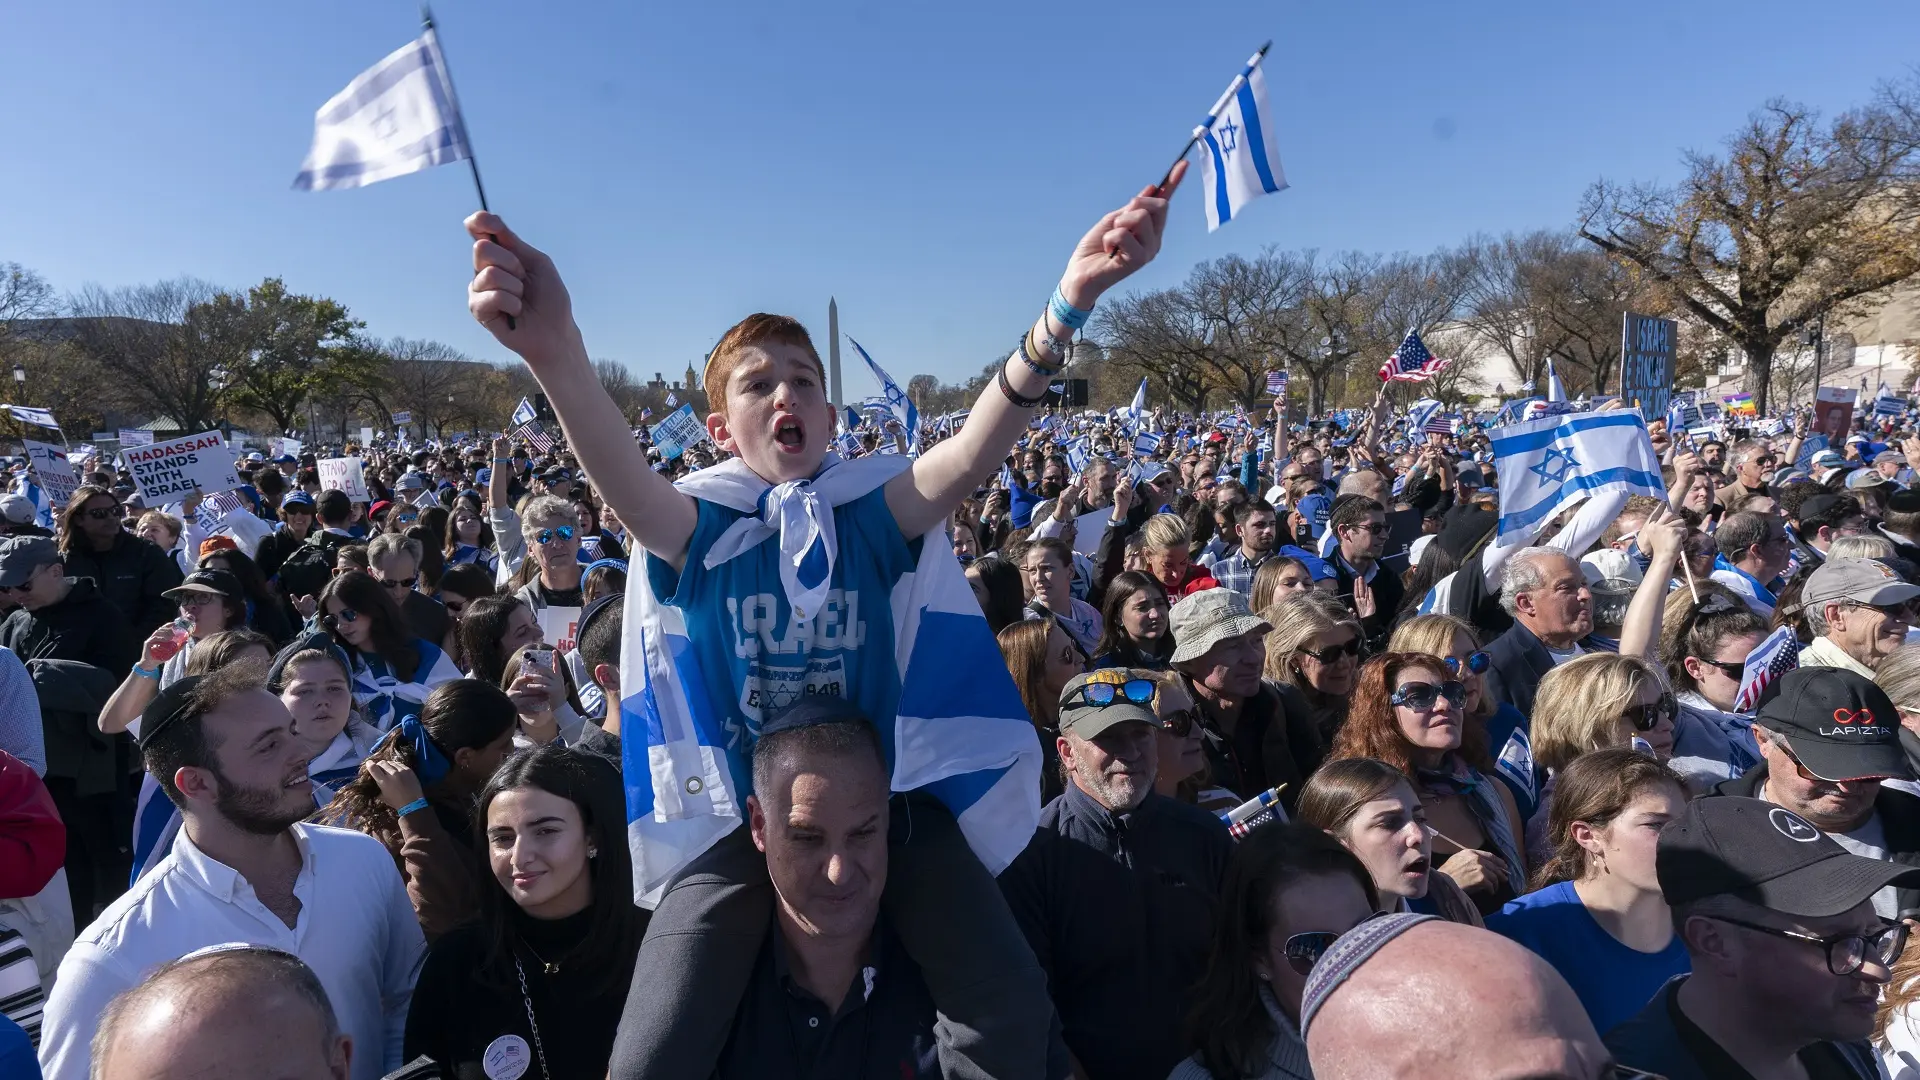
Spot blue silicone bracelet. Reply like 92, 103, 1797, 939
397, 798, 430, 818
1048, 288, 1092, 332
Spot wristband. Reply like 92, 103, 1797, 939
1048, 288, 1092, 332
132, 663, 162, 681
1033, 322, 1075, 359
1018, 331, 1065, 379
396, 797, 430, 818
492, 457, 512, 464
997, 364, 1048, 409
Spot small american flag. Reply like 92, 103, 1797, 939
1266, 370, 1287, 395
1733, 626, 1800, 713
640, 407, 652, 421
509, 420, 556, 455
196, 488, 250, 531
1424, 413, 1459, 436
1379, 329, 1451, 383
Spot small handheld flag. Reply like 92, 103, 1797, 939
511, 397, 537, 428
1733, 626, 1800, 713
1266, 370, 1288, 396
1379, 330, 1450, 384
1175, 43, 1288, 231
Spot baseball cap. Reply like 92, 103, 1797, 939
0, 494, 34, 526
542, 467, 572, 483
1168, 588, 1272, 664
0, 536, 60, 588
271, 453, 297, 464
280, 491, 315, 511
1802, 557, 1920, 610
1811, 450, 1847, 470
1846, 469, 1889, 490
1057, 672, 1160, 740
1753, 667, 1911, 783
163, 569, 245, 605
395, 471, 428, 492
1875, 450, 1907, 466
1891, 488, 1920, 515
475, 467, 492, 486
1657, 795, 1920, 917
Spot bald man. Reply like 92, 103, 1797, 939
90, 946, 352, 1080
1302, 918, 1623, 1080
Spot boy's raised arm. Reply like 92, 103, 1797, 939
466, 212, 699, 566
887, 164, 1186, 539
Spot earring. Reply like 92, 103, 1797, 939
588, 848, 599, 859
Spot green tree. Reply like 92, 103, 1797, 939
222, 278, 364, 435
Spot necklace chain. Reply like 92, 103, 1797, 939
512, 958, 553, 1080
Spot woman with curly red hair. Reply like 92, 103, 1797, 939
1326, 651, 1527, 917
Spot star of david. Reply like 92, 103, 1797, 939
370, 106, 400, 140
1529, 446, 1579, 486
885, 386, 905, 406
1218, 118, 1240, 157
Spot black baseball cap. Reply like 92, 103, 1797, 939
1753, 667, 1911, 783
758, 695, 871, 739
1658, 796, 1920, 916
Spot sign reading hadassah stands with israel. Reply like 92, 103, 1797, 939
124, 430, 242, 502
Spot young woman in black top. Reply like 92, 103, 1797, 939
404, 743, 644, 1079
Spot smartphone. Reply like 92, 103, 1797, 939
524, 644, 556, 674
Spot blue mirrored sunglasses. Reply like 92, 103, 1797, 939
1444, 651, 1491, 676
1076, 679, 1157, 707
536, 525, 576, 546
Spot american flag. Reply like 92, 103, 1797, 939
1266, 370, 1287, 395
640, 407, 652, 421
195, 488, 250, 531
1379, 329, 1450, 383
509, 420, 556, 455
1424, 413, 1459, 436
1733, 626, 1800, 713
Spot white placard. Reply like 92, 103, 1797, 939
539, 605, 583, 655
317, 457, 369, 501
124, 429, 240, 502
358, 426, 374, 448
23, 439, 79, 508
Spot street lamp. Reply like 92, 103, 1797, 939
10, 365, 23, 387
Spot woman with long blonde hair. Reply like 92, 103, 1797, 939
999, 613, 1085, 802
1263, 591, 1361, 744
1527, 652, 1676, 862
1390, 613, 1537, 819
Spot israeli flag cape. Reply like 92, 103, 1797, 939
620, 453, 1042, 906
1491, 411, 1666, 544
10, 475, 53, 529
349, 638, 463, 731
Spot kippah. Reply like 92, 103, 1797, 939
137, 675, 206, 746
1298, 912, 1437, 1036
758, 696, 869, 739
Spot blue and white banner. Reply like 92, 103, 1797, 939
291, 29, 473, 192
1491, 411, 1666, 544
848, 337, 919, 456
391, 410, 413, 425
7, 405, 59, 431
1193, 46, 1289, 232
511, 397, 537, 428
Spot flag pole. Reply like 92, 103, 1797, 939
421, 3, 513, 330
1153, 41, 1272, 194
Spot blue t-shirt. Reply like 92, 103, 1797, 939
0, 1015, 39, 1080
1487, 880, 1690, 1037
646, 487, 920, 795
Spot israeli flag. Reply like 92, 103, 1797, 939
1491, 411, 1666, 544
843, 406, 862, 435
10, 475, 53, 529
6, 405, 58, 431
1132, 431, 1162, 456
1405, 398, 1442, 439
1193, 45, 1289, 232
1546, 358, 1568, 403
848, 337, 919, 456
1127, 378, 1148, 418
511, 397, 537, 428
292, 29, 473, 192
666, 391, 679, 408
1065, 437, 1091, 475
836, 430, 862, 458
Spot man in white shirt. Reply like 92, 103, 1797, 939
37, 662, 423, 1080
1797, 558, 1920, 677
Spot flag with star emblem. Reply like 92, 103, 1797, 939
1732, 626, 1800, 713
1489, 410, 1666, 544
292, 28, 473, 191
848, 337, 919, 456
1192, 45, 1289, 231
1379, 329, 1451, 383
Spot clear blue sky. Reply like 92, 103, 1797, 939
3, 1, 1916, 399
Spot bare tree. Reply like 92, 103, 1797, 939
1580, 97, 1920, 412
66, 278, 230, 431
594, 359, 645, 419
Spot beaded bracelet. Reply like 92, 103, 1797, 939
997, 364, 1048, 409
397, 797, 431, 818
1048, 288, 1092, 332
1019, 329, 1066, 379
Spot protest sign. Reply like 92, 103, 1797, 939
124, 429, 241, 502
23, 439, 79, 508
1619, 312, 1677, 425
1814, 387, 1857, 445
317, 457, 369, 501
358, 426, 374, 448
116, 428, 153, 447
392, 410, 413, 425
647, 403, 710, 461
274, 437, 304, 459
539, 605, 583, 655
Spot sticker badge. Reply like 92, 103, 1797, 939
483, 1034, 531, 1080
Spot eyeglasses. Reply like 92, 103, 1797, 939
84, 505, 122, 520
1075, 679, 1157, 707
1344, 521, 1389, 535
1161, 708, 1198, 738
1846, 599, 1913, 621
373, 576, 415, 593
1296, 638, 1362, 664
1608, 1066, 1668, 1080
1390, 680, 1467, 712
535, 525, 575, 546
1706, 915, 1907, 976
1443, 651, 1491, 676
178, 593, 218, 609
1620, 694, 1678, 732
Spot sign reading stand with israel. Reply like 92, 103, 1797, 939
1490, 410, 1666, 545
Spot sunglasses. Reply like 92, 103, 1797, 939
1390, 680, 1467, 712
323, 607, 360, 627
1620, 694, 1678, 732
1443, 651, 1491, 676
1161, 707, 1198, 738
1695, 656, 1746, 680
536, 525, 576, 546
84, 505, 123, 520
1076, 679, 1157, 707
1296, 638, 1362, 664
1283, 911, 1390, 975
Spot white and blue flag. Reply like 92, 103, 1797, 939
1127, 377, 1148, 418
1491, 411, 1666, 544
848, 337, 919, 456
1065, 437, 1091, 475
1132, 432, 1163, 456
1192, 44, 1289, 232
6, 406, 58, 431
292, 28, 473, 192
1405, 398, 1442, 440
511, 397, 537, 428
1545, 358, 1568, 403
666, 391, 679, 408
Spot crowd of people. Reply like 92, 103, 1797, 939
5, 173, 1920, 1079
